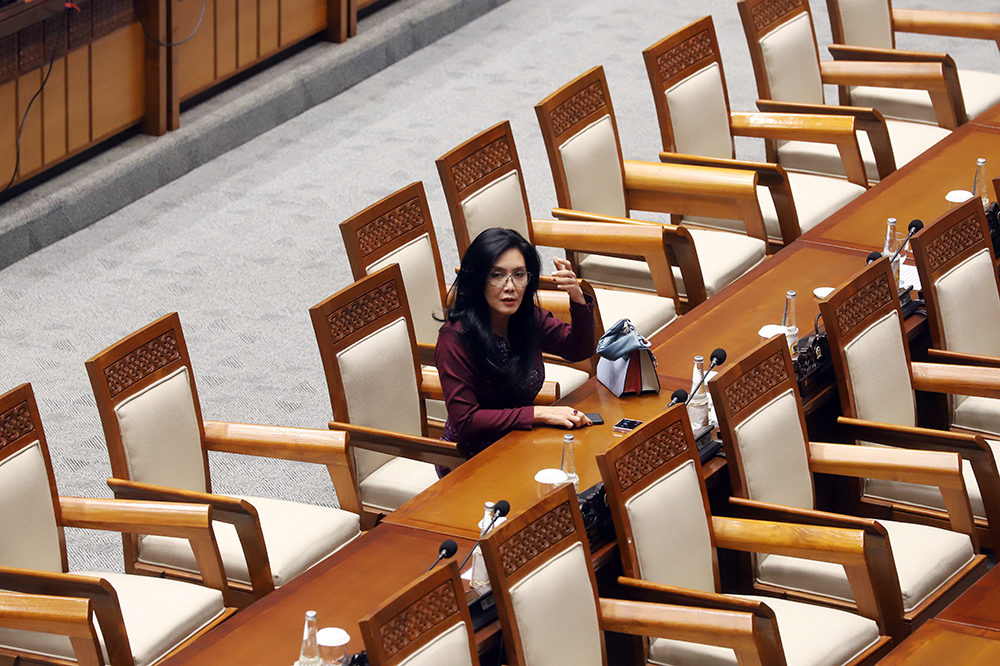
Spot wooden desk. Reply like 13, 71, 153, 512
939, 563, 1000, 634
875, 620, 1000, 665
158, 524, 479, 666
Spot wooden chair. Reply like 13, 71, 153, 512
596, 404, 895, 662
479, 483, 808, 666
436, 121, 689, 332
86, 313, 363, 608
310, 264, 470, 529
0, 592, 104, 666
824, 0, 1000, 125
737, 0, 956, 183
534, 66, 771, 309
0, 383, 237, 666
710, 333, 987, 637
339, 181, 590, 408
359, 561, 479, 666
643, 16, 868, 250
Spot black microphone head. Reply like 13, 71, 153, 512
711, 348, 727, 366
671, 388, 688, 404
439, 539, 458, 558
867, 251, 883, 265
909, 219, 924, 234
494, 500, 511, 517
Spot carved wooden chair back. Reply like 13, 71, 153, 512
480, 484, 606, 666
534, 65, 630, 220
339, 182, 449, 349
737, 0, 825, 109
709, 335, 817, 513
642, 16, 735, 160
310, 264, 426, 482
0, 383, 70, 575
359, 562, 479, 666
596, 404, 721, 594
912, 197, 1000, 360
436, 120, 536, 257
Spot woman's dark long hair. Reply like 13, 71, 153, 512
444, 228, 542, 389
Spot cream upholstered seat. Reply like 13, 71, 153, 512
311, 264, 468, 528
0, 383, 235, 666
710, 332, 986, 633
340, 182, 591, 411
533, 67, 770, 313
738, 0, 953, 183
437, 121, 683, 338
359, 562, 478, 666
825, 0, 1000, 125
86, 314, 362, 607
479, 483, 850, 666
643, 17, 867, 250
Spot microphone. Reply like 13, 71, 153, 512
889, 219, 923, 264
866, 251, 883, 265
666, 389, 688, 408
426, 539, 458, 572
685, 349, 727, 405
459, 500, 512, 569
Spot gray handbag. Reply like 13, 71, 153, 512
595, 319, 659, 397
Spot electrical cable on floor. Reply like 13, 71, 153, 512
138, 0, 206, 47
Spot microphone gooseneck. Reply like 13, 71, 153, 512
667, 389, 688, 408
685, 349, 727, 405
888, 219, 924, 265
426, 538, 459, 572
459, 500, 512, 570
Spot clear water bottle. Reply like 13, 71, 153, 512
882, 217, 900, 287
687, 355, 709, 430
783, 290, 799, 358
974, 157, 989, 208
561, 433, 579, 490
298, 610, 321, 666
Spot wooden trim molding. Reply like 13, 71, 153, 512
925, 211, 985, 272
834, 273, 893, 337
450, 135, 513, 195
377, 580, 460, 659
353, 196, 426, 261
613, 422, 688, 492
326, 279, 402, 344
0, 400, 34, 449
750, 0, 806, 33
657, 29, 714, 81
550, 81, 606, 138
497, 501, 576, 576
723, 351, 788, 418
103, 329, 181, 397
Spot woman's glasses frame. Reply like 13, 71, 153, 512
487, 270, 531, 289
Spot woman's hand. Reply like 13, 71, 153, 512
533, 406, 592, 429
552, 257, 586, 305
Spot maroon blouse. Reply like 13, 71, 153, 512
435, 297, 595, 458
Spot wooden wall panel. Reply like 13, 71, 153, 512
215, 0, 237, 79
66, 46, 90, 152
259, 0, 279, 58
236, 0, 257, 68
0, 79, 15, 185
42, 58, 66, 164
177, 0, 216, 98
279, 0, 325, 47
91, 23, 143, 140
17, 69, 43, 176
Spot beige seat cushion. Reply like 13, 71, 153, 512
849, 69, 1000, 126
139, 494, 361, 587
0, 572, 225, 666
954, 397, 1000, 439
397, 621, 474, 666
359, 457, 439, 512
590, 286, 676, 340
649, 595, 880, 666
543, 362, 590, 396
578, 228, 765, 299
757, 518, 974, 614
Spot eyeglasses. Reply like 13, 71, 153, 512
487, 270, 531, 288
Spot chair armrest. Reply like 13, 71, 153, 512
910, 361, 1000, 399
59, 496, 230, 599
711, 515, 866, 567
835, 417, 989, 456
617, 575, 768, 612
105, 478, 275, 599
0, 591, 102, 666
417, 342, 436, 367
926, 348, 1000, 369
729, 111, 867, 188
329, 421, 466, 468
819, 58, 964, 129
622, 159, 768, 248
755, 100, 896, 179
203, 420, 349, 465
893, 8, 1000, 44
598, 597, 771, 663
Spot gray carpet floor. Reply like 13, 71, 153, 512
1, 0, 996, 574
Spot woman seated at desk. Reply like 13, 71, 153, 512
435, 228, 595, 461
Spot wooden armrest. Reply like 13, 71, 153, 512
836, 417, 989, 456
622, 160, 768, 247
828, 43, 954, 64
329, 421, 466, 468
729, 496, 883, 533
819, 58, 964, 129
59, 496, 229, 599
105, 478, 274, 598
658, 152, 789, 188
893, 8, 1000, 43
0, 591, 102, 666
729, 112, 867, 187
0, 566, 129, 666
808, 440, 965, 488
421, 367, 444, 401
755, 100, 896, 179
417, 342, 436, 367
203, 420, 349, 465
711, 515, 866, 567
927, 348, 1000, 369
617, 576, 766, 613
911, 361, 1000, 399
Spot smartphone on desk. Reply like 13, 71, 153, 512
585, 412, 604, 426
612, 418, 643, 433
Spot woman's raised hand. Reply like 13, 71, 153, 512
533, 406, 592, 429
552, 257, 586, 305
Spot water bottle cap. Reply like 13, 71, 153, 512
563, 433, 574, 442
694, 355, 704, 363
978, 157, 987, 165
305, 610, 317, 620
786, 290, 796, 298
